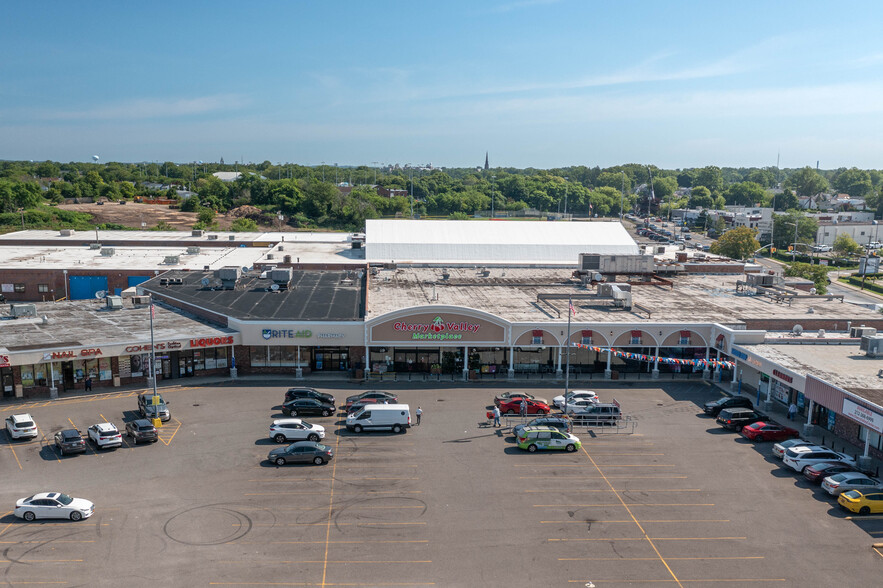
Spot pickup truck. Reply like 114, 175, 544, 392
138, 393, 171, 422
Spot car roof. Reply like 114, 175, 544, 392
32, 492, 60, 500
288, 440, 321, 447
94, 422, 117, 431
132, 419, 154, 427
791, 445, 829, 454
10, 413, 34, 421
60, 429, 80, 436
522, 426, 559, 433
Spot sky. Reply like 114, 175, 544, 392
3, 1, 883, 170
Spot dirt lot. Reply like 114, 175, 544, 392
57, 202, 289, 231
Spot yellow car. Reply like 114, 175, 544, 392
837, 490, 883, 515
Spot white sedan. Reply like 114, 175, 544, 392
553, 390, 598, 409
15, 492, 94, 522
269, 419, 326, 443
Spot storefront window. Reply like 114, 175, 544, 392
280, 346, 297, 366
193, 350, 205, 371
216, 347, 228, 369
98, 358, 112, 381
252, 346, 269, 367
205, 350, 217, 370
85, 359, 98, 380
73, 360, 85, 382
34, 364, 46, 386
21, 365, 34, 387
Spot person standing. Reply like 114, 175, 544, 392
520, 398, 527, 417
416, 406, 422, 426
492, 405, 501, 428
788, 402, 797, 421
84, 376, 92, 392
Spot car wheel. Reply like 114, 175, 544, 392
70, 511, 82, 522
755, 435, 764, 442
308, 434, 319, 442
131, 434, 138, 445
274, 434, 287, 444
736, 425, 743, 432
528, 444, 537, 453
860, 506, 871, 515
536, 410, 546, 415
392, 425, 402, 434
275, 457, 286, 466
801, 465, 812, 474
23, 511, 35, 522
289, 410, 297, 416
353, 425, 363, 433
313, 456, 325, 465
506, 409, 515, 415
321, 410, 331, 417
565, 444, 576, 452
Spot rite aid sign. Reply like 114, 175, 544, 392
842, 398, 883, 434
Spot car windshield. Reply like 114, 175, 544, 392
301, 420, 313, 428
843, 490, 861, 499
57, 494, 73, 505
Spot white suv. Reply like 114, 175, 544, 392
5, 414, 38, 440
87, 422, 122, 449
269, 419, 325, 444
782, 445, 855, 473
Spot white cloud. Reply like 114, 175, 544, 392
29, 94, 249, 121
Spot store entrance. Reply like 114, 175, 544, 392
1, 368, 14, 398
62, 361, 75, 391
313, 347, 349, 371
393, 349, 440, 372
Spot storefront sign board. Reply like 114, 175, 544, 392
842, 398, 883, 433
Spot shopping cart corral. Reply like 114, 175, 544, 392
571, 414, 638, 434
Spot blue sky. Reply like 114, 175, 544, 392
3, 0, 883, 169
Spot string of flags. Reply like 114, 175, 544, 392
571, 343, 736, 369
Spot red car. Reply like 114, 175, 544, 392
740, 421, 800, 442
498, 398, 551, 415
803, 462, 863, 485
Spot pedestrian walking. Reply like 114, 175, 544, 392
84, 376, 92, 392
519, 398, 527, 417
788, 402, 797, 421
492, 405, 501, 427
416, 406, 422, 426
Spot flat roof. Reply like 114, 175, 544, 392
141, 269, 364, 321
741, 343, 883, 406
0, 245, 268, 271
254, 241, 365, 266
366, 267, 881, 325
366, 219, 639, 264
0, 300, 234, 352
0, 229, 353, 244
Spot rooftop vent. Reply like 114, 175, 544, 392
163, 255, 180, 265
216, 266, 241, 290
131, 295, 151, 306
267, 254, 274, 260
207, 234, 218, 240
192, 229, 204, 237
278, 245, 284, 251
186, 246, 201, 255
228, 235, 235, 241
10, 304, 36, 318
89, 243, 102, 250
59, 229, 76, 237
283, 255, 292, 263
105, 295, 123, 310
100, 247, 115, 256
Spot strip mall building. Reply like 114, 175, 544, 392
1, 219, 882, 460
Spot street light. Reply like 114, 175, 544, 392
563, 177, 569, 217
620, 172, 626, 221
490, 175, 496, 219
18, 208, 24, 232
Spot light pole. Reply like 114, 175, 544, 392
792, 220, 799, 262
563, 177, 569, 216
18, 208, 25, 232
620, 172, 626, 221
490, 175, 496, 219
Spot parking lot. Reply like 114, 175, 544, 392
1, 380, 881, 586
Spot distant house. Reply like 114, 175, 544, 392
377, 186, 409, 198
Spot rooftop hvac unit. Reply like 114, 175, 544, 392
10, 304, 37, 318
267, 253, 274, 260
278, 245, 284, 251
228, 235, 235, 241
59, 229, 76, 236
269, 268, 292, 289
89, 243, 102, 250
283, 255, 292, 263
579, 254, 601, 271
163, 255, 180, 265
131, 295, 151, 306
100, 247, 115, 256
186, 246, 201, 255
351, 233, 366, 249
864, 335, 883, 357
852, 326, 877, 339
216, 266, 241, 290
207, 234, 218, 240
192, 229, 204, 237
105, 295, 123, 310
747, 273, 777, 287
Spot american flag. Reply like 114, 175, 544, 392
150, 302, 155, 319
569, 300, 576, 316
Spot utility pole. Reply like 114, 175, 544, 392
491, 175, 496, 219
563, 177, 569, 216
620, 172, 626, 221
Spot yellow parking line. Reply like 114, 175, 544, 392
0, 523, 13, 537
235, 540, 429, 545
158, 418, 182, 446
42, 434, 61, 463
5, 439, 23, 470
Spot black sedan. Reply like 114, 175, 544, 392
345, 390, 396, 408
803, 461, 865, 485
54, 429, 86, 455
284, 387, 335, 405
703, 396, 753, 417
268, 441, 333, 466
282, 398, 335, 417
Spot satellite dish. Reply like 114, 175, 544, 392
95, 290, 107, 299
270, 284, 279, 292
200, 277, 210, 287
92, 155, 99, 162
792, 324, 804, 335
242, 266, 249, 273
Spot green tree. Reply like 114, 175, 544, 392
693, 166, 724, 194
595, 171, 631, 193
724, 182, 766, 206
784, 262, 829, 294
35, 161, 60, 178
651, 175, 678, 203
784, 166, 828, 198
710, 226, 760, 259
832, 233, 863, 257
231, 217, 259, 232
832, 167, 873, 198
151, 221, 176, 231
772, 212, 818, 252
687, 186, 713, 209
773, 189, 799, 211
746, 168, 777, 188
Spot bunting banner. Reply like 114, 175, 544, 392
571, 343, 736, 370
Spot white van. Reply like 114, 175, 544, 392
346, 404, 412, 434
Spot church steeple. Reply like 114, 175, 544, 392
484, 152, 489, 170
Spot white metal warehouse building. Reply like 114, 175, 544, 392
365, 219, 639, 266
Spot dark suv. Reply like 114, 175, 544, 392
54, 429, 86, 455
514, 415, 572, 439
703, 396, 753, 417
125, 419, 159, 444
284, 387, 335, 406
716, 408, 767, 431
